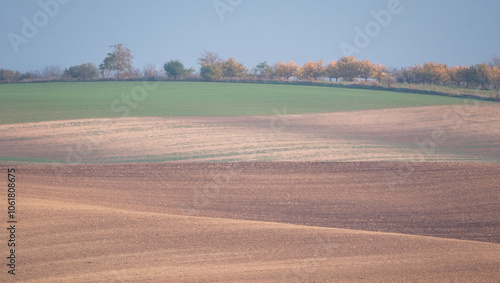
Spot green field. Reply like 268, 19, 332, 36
0, 81, 475, 124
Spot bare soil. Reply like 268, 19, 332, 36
2, 103, 499, 281
1, 104, 499, 163
9, 161, 500, 282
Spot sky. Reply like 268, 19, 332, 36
1, 0, 499, 73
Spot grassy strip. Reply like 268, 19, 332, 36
218, 79, 500, 101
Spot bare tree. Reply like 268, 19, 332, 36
198, 51, 222, 67
400, 66, 416, 84
0, 69, 15, 83
41, 65, 63, 79
143, 63, 160, 80
488, 55, 500, 68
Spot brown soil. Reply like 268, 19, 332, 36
8, 161, 500, 282
2, 103, 499, 281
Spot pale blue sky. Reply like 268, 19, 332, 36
1, 0, 499, 72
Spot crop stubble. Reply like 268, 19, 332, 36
1, 104, 499, 163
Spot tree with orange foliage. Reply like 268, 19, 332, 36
336, 56, 359, 81
372, 63, 388, 82
426, 62, 449, 85
357, 60, 375, 82
491, 66, 500, 89
298, 60, 324, 81
413, 62, 449, 85
274, 60, 299, 80
221, 57, 247, 78
474, 63, 492, 89
324, 61, 340, 82
448, 65, 468, 87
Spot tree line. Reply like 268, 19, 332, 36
2, 43, 500, 90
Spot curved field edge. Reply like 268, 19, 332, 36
1, 104, 498, 164
20, 195, 500, 282
15, 161, 500, 281
20, 161, 500, 243
0, 81, 481, 124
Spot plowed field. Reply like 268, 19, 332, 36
13, 162, 500, 282
1, 86, 499, 282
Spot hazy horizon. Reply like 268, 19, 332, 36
2, 0, 500, 72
